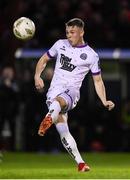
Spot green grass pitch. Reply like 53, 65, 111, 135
0, 152, 130, 179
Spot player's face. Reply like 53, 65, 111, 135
66, 26, 84, 46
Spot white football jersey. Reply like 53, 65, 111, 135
47, 39, 101, 90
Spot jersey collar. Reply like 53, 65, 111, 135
74, 43, 88, 48
67, 40, 87, 48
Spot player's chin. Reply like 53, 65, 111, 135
68, 40, 75, 46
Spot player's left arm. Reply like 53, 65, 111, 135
92, 74, 115, 111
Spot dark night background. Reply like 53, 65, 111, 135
0, 0, 130, 153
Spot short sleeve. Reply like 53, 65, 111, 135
47, 40, 59, 59
90, 54, 101, 75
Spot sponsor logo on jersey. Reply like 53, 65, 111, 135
80, 53, 87, 60
60, 54, 76, 72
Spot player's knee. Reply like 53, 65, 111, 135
55, 96, 67, 110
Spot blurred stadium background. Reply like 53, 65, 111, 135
0, 0, 130, 154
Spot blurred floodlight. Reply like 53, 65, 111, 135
15, 48, 22, 58
113, 49, 120, 59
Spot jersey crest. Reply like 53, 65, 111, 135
80, 53, 87, 60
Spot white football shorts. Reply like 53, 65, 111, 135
46, 86, 80, 113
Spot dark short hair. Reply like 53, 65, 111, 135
66, 18, 84, 28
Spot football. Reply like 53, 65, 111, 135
13, 17, 35, 40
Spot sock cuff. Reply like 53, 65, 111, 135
49, 100, 61, 114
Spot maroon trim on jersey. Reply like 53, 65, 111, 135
75, 43, 88, 48
67, 39, 87, 48
91, 71, 101, 75
47, 51, 54, 58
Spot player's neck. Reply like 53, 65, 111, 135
76, 39, 85, 46
74, 39, 86, 48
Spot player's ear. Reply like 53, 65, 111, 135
80, 28, 84, 37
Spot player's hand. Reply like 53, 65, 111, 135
34, 76, 44, 90
103, 100, 115, 111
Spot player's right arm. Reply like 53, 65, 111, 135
34, 40, 59, 90
34, 53, 50, 90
